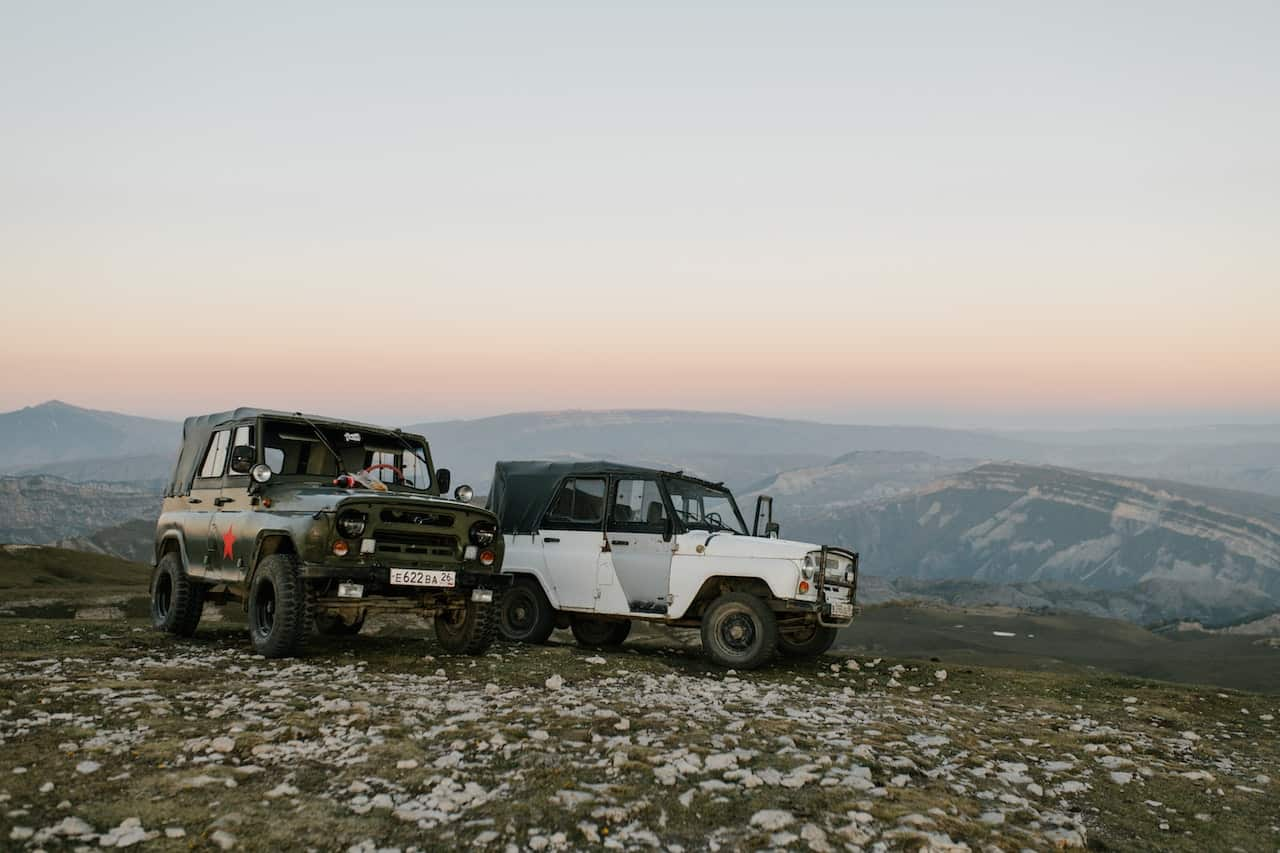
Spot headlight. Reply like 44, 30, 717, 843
337, 510, 367, 538
469, 520, 498, 547
251, 464, 273, 484
454, 484, 475, 503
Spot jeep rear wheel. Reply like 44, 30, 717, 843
570, 616, 631, 648
434, 598, 497, 655
150, 552, 205, 637
315, 610, 366, 636
700, 592, 778, 670
498, 578, 556, 644
778, 621, 839, 657
247, 554, 310, 658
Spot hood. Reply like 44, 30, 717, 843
262, 486, 495, 518
679, 531, 818, 561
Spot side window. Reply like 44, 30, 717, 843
611, 479, 667, 530
228, 426, 253, 477
198, 430, 231, 479
543, 478, 606, 529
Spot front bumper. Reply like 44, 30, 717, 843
814, 545, 859, 627
300, 561, 512, 594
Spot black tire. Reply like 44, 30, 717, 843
247, 554, 310, 658
150, 552, 205, 637
315, 610, 366, 636
498, 578, 556, 644
700, 592, 778, 670
434, 598, 497, 655
778, 621, 839, 657
570, 616, 631, 648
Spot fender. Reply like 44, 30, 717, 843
668, 557, 802, 619
503, 567, 565, 610
155, 529, 188, 570
247, 530, 298, 587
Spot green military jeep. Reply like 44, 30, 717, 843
151, 408, 510, 658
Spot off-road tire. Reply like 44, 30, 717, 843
570, 616, 631, 648
700, 592, 778, 670
247, 554, 310, 658
778, 622, 839, 657
498, 578, 556, 644
150, 552, 205, 637
434, 598, 497, 655
315, 610, 366, 636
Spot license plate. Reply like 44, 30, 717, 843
390, 568, 456, 588
828, 602, 854, 620
337, 582, 364, 599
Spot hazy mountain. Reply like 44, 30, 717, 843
0, 401, 177, 471
0, 475, 159, 544
55, 517, 155, 564
740, 451, 980, 516
785, 463, 1280, 623
9, 453, 173, 486
410, 410, 1036, 491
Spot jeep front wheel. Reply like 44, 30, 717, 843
247, 555, 310, 658
700, 592, 778, 670
434, 598, 496, 655
150, 552, 205, 637
570, 616, 631, 648
498, 578, 556, 644
778, 621, 839, 657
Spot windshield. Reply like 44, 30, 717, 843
261, 420, 434, 491
663, 477, 747, 534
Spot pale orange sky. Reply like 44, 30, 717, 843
2, 3, 1278, 427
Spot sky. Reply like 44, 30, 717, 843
1, 1, 1277, 428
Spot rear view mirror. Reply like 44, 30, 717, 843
230, 445, 255, 474
753, 495, 774, 537
436, 467, 452, 495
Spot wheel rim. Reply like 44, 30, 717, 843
503, 590, 536, 634
153, 573, 173, 619
717, 607, 758, 654
254, 581, 276, 639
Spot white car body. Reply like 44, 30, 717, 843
489, 462, 858, 627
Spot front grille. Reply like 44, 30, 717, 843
374, 531, 457, 558
379, 509, 454, 528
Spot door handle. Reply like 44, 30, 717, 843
610, 539, 630, 547
188, 498, 202, 504
543, 537, 560, 543
214, 497, 234, 507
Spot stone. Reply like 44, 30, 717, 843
750, 809, 795, 831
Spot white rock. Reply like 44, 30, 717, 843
1109, 772, 1133, 785
211, 829, 237, 850
265, 783, 299, 799
979, 811, 1005, 825
165, 828, 186, 839
933, 670, 947, 682
75, 760, 101, 775
39, 782, 54, 793
395, 759, 419, 770
584, 656, 607, 665
545, 674, 564, 690
750, 809, 795, 831
9, 827, 34, 841
210, 736, 236, 753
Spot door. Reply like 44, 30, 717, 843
208, 425, 254, 583
184, 428, 232, 578
539, 476, 607, 612
606, 477, 674, 615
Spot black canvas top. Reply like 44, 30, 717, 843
486, 460, 671, 534
164, 408, 425, 497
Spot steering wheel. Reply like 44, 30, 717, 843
361, 463, 404, 485
705, 511, 725, 529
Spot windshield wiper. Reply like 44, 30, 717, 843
293, 412, 347, 478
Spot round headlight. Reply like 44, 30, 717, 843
337, 510, 367, 538
251, 464, 273, 484
469, 520, 498, 547
454, 484, 474, 503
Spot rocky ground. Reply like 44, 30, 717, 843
0, 617, 1277, 852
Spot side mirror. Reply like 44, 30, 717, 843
753, 495, 774, 537
436, 467, 451, 495
766, 521, 780, 539
230, 445, 255, 475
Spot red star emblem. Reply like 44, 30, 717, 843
222, 527, 235, 559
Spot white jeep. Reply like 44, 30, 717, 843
486, 461, 858, 668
